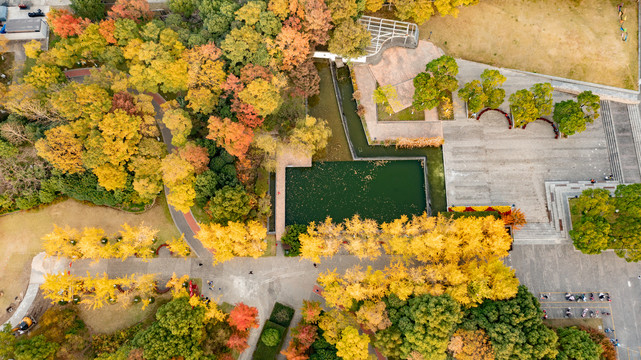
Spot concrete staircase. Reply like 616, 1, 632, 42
513, 222, 563, 244
626, 104, 641, 178
600, 101, 624, 182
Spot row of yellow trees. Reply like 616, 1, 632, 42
304, 214, 519, 307
42, 272, 158, 310
42, 223, 190, 261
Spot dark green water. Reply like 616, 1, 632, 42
285, 160, 426, 225
284, 62, 447, 225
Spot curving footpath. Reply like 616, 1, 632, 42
65, 68, 209, 260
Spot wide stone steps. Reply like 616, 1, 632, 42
600, 101, 624, 182
626, 104, 641, 177
513, 222, 563, 244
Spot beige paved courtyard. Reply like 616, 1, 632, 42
442, 111, 610, 223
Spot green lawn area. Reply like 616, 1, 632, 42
569, 198, 579, 227
544, 318, 604, 331
262, 234, 276, 257
377, 103, 424, 121
0, 197, 180, 322
191, 203, 210, 223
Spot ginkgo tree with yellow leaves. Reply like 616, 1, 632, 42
306, 214, 519, 308
196, 220, 268, 264
41, 272, 160, 310
42, 223, 190, 261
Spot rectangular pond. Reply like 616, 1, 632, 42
285, 160, 427, 225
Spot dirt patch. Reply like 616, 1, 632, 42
544, 317, 605, 330
78, 293, 172, 334
0, 198, 179, 324
418, 0, 638, 89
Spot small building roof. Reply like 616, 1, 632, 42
5, 18, 42, 33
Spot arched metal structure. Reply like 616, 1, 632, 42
357, 16, 419, 59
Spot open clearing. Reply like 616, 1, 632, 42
78, 293, 172, 334
419, 0, 638, 89
0, 198, 179, 323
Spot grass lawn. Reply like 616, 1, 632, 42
544, 318, 604, 330
377, 103, 425, 121
191, 203, 211, 223
569, 198, 579, 227
0, 197, 180, 323
78, 293, 172, 334
262, 234, 276, 257
405, 0, 639, 89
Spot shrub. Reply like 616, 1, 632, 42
261, 328, 280, 347
255, 167, 269, 196
269, 302, 295, 327
281, 224, 307, 257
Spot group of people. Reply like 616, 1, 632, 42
618, 3, 629, 41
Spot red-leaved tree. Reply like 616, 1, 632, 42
227, 302, 259, 332
47, 9, 90, 38
240, 64, 273, 85
111, 91, 138, 115
226, 332, 250, 353
178, 143, 210, 174
108, 0, 153, 23
289, 60, 320, 98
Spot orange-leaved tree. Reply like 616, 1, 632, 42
47, 9, 90, 38
228, 302, 259, 332
206, 116, 253, 160
107, 0, 152, 23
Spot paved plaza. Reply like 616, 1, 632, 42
442, 109, 610, 223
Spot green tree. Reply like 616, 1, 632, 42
70, 0, 106, 21
481, 69, 507, 108
611, 184, 641, 262
458, 80, 486, 114
373, 326, 403, 359
556, 327, 602, 360
509, 83, 553, 127
571, 188, 614, 218
14, 335, 59, 360
413, 56, 458, 111
132, 297, 206, 360
327, 19, 370, 59
0, 324, 16, 359
168, 0, 196, 17
464, 285, 559, 360
553, 91, 600, 136
570, 217, 611, 255
388, 294, 462, 360
206, 185, 252, 224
